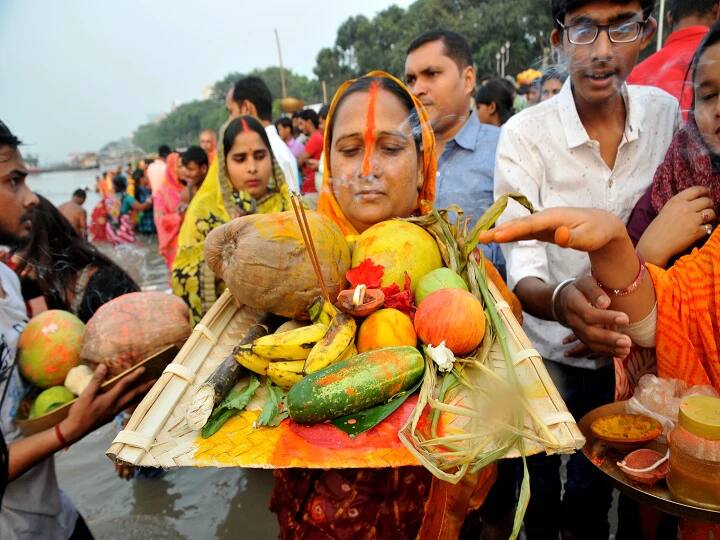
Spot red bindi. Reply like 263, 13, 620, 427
361, 81, 379, 177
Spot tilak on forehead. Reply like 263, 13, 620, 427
361, 80, 380, 177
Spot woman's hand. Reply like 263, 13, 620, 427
483, 206, 656, 330
479, 207, 625, 252
59, 364, 155, 444
637, 186, 715, 268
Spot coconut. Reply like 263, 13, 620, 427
82, 292, 191, 375
352, 221, 442, 292
205, 211, 351, 319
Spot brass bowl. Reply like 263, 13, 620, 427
591, 413, 663, 452
280, 97, 304, 113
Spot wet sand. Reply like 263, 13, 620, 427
30, 170, 280, 539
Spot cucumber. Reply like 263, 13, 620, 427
287, 346, 424, 424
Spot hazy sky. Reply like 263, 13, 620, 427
0, 0, 412, 164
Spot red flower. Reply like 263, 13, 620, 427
381, 273, 416, 319
346, 258, 384, 289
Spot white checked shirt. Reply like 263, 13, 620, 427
494, 79, 679, 369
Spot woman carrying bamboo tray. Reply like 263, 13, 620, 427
171, 116, 292, 325
262, 71, 522, 540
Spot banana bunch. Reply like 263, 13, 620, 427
304, 312, 357, 374
233, 320, 326, 380
234, 298, 359, 390
242, 323, 328, 360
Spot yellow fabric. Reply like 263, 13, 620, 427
172, 120, 292, 325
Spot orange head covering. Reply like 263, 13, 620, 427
317, 71, 437, 236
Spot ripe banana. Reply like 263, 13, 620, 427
267, 362, 304, 389
338, 340, 357, 361
234, 349, 270, 376
243, 323, 328, 361
304, 313, 357, 374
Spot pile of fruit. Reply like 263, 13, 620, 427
17, 292, 191, 422
198, 218, 488, 435
19, 310, 87, 418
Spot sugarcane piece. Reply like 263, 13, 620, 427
185, 312, 282, 429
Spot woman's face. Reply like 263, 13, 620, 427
225, 130, 272, 199
695, 43, 720, 155
541, 78, 563, 101
476, 102, 499, 126
330, 86, 423, 233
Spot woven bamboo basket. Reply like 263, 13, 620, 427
107, 278, 584, 469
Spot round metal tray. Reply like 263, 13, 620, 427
579, 401, 720, 523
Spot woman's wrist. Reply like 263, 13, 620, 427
590, 229, 638, 290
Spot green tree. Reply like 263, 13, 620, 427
312, 0, 552, 96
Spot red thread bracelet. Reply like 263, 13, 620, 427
55, 423, 68, 448
593, 253, 646, 297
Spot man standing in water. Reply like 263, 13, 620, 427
146, 144, 171, 193
0, 119, 154, 539
198, 129, 217, 163
404, 30, 504, 275
58, 188, 87, 238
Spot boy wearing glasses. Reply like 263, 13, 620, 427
493, 1, 679, 538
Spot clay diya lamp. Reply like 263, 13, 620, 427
617, 448, 669, 486
590, 413, 663, 452
336, 284, 384, 317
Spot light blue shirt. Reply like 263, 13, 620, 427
436, 112, 504, 277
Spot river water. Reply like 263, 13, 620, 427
26, 170, 279, 539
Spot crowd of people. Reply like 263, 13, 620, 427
2, 0, 720, 538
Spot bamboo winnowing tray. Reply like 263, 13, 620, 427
107, 285, 584, 469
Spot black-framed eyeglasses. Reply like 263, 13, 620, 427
556, 18, 648, 45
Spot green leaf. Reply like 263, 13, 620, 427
332, 371, 424, 436
511, 447, 531, 540
201, 376, 261, 439
256, 381, 289, 428
463, 193, 535, 260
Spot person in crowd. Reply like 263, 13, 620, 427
539, 65, 569, 101
180, 145, 209, 201
153, 152, 184, 269
275, 117, 304, 159
274, 70, 518, 540
14, 195, 139, 322
493, 0, 678, 537
292, 110, 307, 143
105, 174, 148, 246
628, 23, 720, 269
146, 144, 171, 193
226, 77, 300, 194
133, 169, 155, 236
172, 115, 291, 325
404, 29, 505, 275
198, 128, 217, 162
476, 78, 515, 126
0, 119, 153, 540
318, 104, 329, 132
629, 0, 719, 115
58, 188, 87, 239
297, 109, 323, 194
